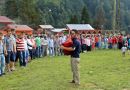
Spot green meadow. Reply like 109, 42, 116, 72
0, 50, 130, 90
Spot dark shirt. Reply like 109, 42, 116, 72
71, 38, 81, 58
128, 38, 130, 46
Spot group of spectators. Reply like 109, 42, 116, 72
0, 28, 130, 76
0, 29, 68, 76
80, 33, 130, 52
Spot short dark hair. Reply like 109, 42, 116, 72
11, 29, 15, 31
6, 29, 11, 32
71, 29, 78, 34
21, 31, 25, 34
0, 32, 3, 35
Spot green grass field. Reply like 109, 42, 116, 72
0, 50, 130, 90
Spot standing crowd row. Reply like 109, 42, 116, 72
0, 29, 68, 76
80, 33, 130, 52
0, 29, 130, 76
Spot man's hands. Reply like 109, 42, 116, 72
4, 51, 7, 56
60, 45, 65, 49
60, 45, 74, 51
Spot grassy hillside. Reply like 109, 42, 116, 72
0, 50, 130, 90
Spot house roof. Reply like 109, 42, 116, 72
66, 24, 94, 30
51, 28, 67, 32
0, 16, 14, 24
39, 25, 54, 29
7, 24, 33, 31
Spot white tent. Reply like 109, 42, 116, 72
39, 25, 54, 29
66, 24, 94, 30
51, 28, 67, 32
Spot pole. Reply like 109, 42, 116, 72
117, 0, 121, 31
112, 0, 117, 32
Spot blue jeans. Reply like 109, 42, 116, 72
108, 43, 112, 49
41, 45, 47, 57
25, 50, 29, 61
98, 42, 101, 48
96, 42, 99, 48
36, 46, 41, 58
29, 49, 33, 60
17, 51, 26, 66
5, 51, 15, 64
54, 47, 60, 56
49, 47, 54, 56
0, 54, 5, 74
41, 45, 44, 57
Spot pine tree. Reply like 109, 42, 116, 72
80, 6, 90, 24
94, 1, 106, 29
5, 0, 18, 18
0, 0, 5, 15
112, 0, 117, 31
18, 0, 40, 26
69, 15, 79, 24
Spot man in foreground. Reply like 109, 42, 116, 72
60, 30, 81, 85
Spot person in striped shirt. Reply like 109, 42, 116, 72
16, 32, 26, 67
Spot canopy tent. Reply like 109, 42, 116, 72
39, 25, 54, 29
66, 24, 98, 34
0, 16, 14, 34
51, 28, 67, 32
39, 25, 54, 34
0, 16, 14, 24
7, 24, 33, 35
66, 24, 94, 30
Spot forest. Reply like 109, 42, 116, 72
0, 0, 130, 31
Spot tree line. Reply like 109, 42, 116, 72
2, 0, 130, 31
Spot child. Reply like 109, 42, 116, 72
121, 45, 127, 57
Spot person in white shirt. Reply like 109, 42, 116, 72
59, 34, 67, 44
85, 36, 91, 51
62, 35, 67, 43
24, 35, 29, 63
54, 35, 60, 56
27, 36, 33, 60
121, 45, 127, 57
41, 35, 48, 57
59, 35, 66, 55
30, 35, 36, 59
48, 35, 54, 57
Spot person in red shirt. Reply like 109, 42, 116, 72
112, 36, 118, 49
91, 35, 95, 50
95, 35, 99, 48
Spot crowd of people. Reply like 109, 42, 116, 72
0, 29, 68, 76
81, 33, 130, 51
0, 28, 130, 76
